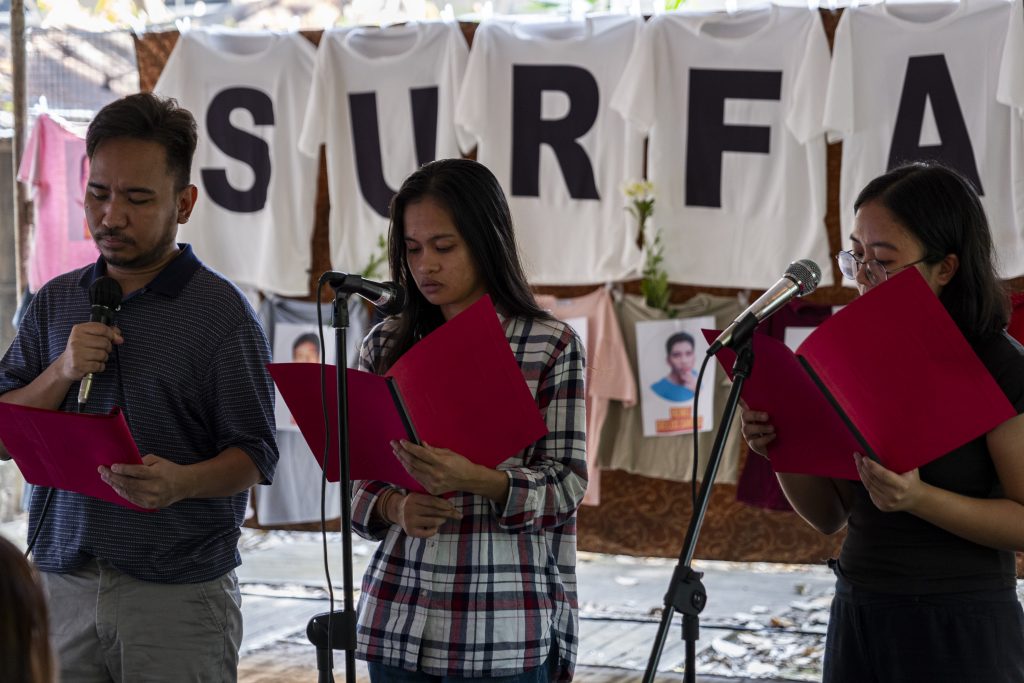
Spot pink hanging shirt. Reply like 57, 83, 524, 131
18, 114, 98, 292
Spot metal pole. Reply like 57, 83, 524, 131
11, 0, 30, 299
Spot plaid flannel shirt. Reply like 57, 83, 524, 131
351, 313, 587, 680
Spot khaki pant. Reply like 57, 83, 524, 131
42, 558, 242, 683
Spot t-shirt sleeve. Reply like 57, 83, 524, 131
447, 21, 474, 154
495, 325, 588, 532
297, 36, 332, 158
204, 316, 279, 484
0, 292, 45, 395
996, 0, 1024, 114
609, 19, 657, 135
785, 11, 831, 145
152, 34, 187, 99
454, 21, 490, 148
822, 9, 855, 144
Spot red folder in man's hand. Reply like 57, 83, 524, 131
0, 403, 152, 511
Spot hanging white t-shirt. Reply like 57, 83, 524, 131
611, 7, 833, 289
824, 0, 1024, 278
154, 29, 318, 296
456, 15, 645, 285
298, 22, 469, 275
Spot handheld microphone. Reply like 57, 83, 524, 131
320, 272, 407, 316
707, 259, 822, 355
78, 276, 123, 407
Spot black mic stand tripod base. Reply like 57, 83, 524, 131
642, 337, 755, 683
307, 610, 356, 683
306, 289, 359, 683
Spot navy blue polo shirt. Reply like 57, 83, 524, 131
0, 245, 278, 583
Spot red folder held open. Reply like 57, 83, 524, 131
707, 269, 1016, 479
270, 296, 550, 491
0, 403, 152, 511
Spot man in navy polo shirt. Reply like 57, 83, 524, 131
0, 92, 278, 681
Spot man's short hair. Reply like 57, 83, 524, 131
665, 331, 695, 355
86, 92, 198, 190
292, 332, 321, 354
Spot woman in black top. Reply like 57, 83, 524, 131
742, 162, 1024, 682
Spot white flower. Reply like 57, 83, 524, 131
623, 180, 655, 201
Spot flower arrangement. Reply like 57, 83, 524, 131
641, 229, 675, 317
624, 180, 675, 317
624, 180, 655, 249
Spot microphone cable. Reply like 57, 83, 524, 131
314, 278, 337, 670
690, 352, 715, 506
24, 473, 56, 558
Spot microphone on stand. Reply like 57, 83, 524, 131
320, 272, 406, 316
77, 276, 123, 407
707, 259, 822, 355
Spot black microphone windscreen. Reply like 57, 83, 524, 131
79, 277, 123, 406
89, 277, 123, 310
381, 283, 407, 316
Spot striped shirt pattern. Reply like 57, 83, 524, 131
351, 313, 587, 680
0, 246, 278, 583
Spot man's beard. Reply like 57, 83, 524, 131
93, 228, 176, 269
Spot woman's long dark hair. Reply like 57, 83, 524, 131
854, 162, 1009, 341
377, 159, 551, 372
0, 538, 53, 683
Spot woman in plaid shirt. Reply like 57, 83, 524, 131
351, 158, 588, 682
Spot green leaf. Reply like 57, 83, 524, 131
360, 234, 389, 280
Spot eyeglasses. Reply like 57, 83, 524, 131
836, 250, 927, 286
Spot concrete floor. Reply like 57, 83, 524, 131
2, 518, 837, 682
230, 528, 838, 682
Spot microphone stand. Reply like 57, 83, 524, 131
642, 330, 756, 683
306, 282, 359, 683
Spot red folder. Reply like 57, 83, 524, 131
269, 295, 550, 491
707, 268, 1016, 479
269, 366, 422, 490
0, 403, 152, 511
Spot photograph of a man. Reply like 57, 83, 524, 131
272, 324, 333, 431
636, 317, 715, 437
650, 331, 698, 403
290, 331, 320, 364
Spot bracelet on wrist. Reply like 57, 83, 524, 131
377, 489, 395, 524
